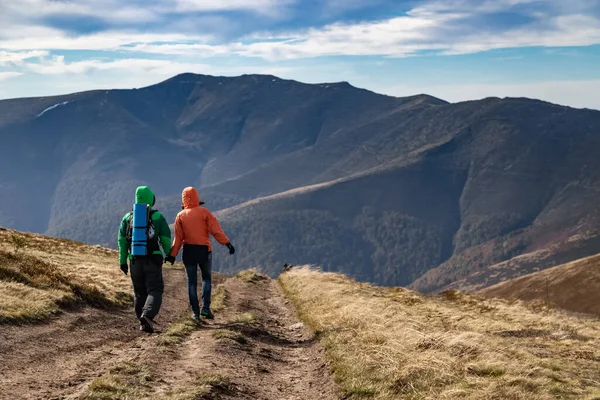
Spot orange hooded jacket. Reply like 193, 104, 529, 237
170, 187, 230, 257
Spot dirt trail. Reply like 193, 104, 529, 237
0, 270, 338, 400
155, 275, 338, 399
0, 268, 190, 400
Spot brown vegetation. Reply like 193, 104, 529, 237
0, 229, 131, 323
480, 253, 600, 317
280, 267, 600, 399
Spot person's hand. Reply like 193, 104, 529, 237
165, 255, 176, 265
226, 243, 235, 255
120, 264, 128, 275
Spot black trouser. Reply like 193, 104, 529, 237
130, 254, 164, 320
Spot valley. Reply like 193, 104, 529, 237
1, 74, 600, 291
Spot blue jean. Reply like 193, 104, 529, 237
184, 252, 212, 316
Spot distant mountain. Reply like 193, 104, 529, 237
215, 155, 465, 284
413, 230, 600, 292
0, 74, 443, 244
214, 97, 600, 286
1, 73, 600, 289
479, 253, 600, 317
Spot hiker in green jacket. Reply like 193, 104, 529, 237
118, 186, 172, 333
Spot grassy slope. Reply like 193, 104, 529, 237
280, 267, 600, 400
412, 230, 600, 293
0, 228, 131, 323
479, 253, 600, 317
83, 360, 232, 400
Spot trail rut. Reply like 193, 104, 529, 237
0, 268, 190, 399
0, 269, 338, 400
156, 276, 338, 399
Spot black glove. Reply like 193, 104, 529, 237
165, 255, 176, 265
226, 243, 235, 255
120, 264, 128, 276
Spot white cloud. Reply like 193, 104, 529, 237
2, 7, 596, 62
0, 71, 22, 81
25, 56, 211, 75
0, 0, 159, 25
234, 14, 463, 60
0, 0, 291, 31
0, 57, 298, 100
21, 55, 296, 78
409, 0, 542, 16
440, 14, 600, 55
228, 7, 600, 60
124, 42, 234, 57
383, 79, 600, 111
0, 30, 208, 51
108, 12, 462, 60
0, 0, 598, 61
0, 50, 48, 65
175, 0, 292, 15
0, 0, 599, 108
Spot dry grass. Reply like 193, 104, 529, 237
84, 375, 135, 400
158, 318, 201, 346
0, 229, 131, 323
233, 312, 257, 325
83, 361, 153, 400
162, 385, 212, 400
163, 374, 232, 400
280, 267, 600, 400
110, 361, 154, 383
212, 329, 248, 345
0, 281, 70, 322
0, 241, 131, 323
480, 253, 600, 317
211, 284, 228, 313
0, 229, 131, 301
235, 269, 269, 283
86, 363, 232, 400
158, 283, 228, 346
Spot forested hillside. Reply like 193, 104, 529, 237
1, 74, 600, 290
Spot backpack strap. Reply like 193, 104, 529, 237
146, 209, 161, 254
125, 211, 134, 241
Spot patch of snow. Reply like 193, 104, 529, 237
36, 101, 69, 118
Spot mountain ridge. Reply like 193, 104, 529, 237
479, 251, 600, 317
1, 73, 600, 291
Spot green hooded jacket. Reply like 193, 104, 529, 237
118, 186, 172, 265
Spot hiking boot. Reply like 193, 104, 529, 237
139, 315, 154, 333
200, 308, 214, 320
192, 314, 200, 322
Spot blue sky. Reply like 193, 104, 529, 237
1, 0, 600, 109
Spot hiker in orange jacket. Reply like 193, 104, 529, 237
165, 187, 235, 320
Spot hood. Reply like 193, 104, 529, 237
135, 186, 156, 206
182, 187, 204, 209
